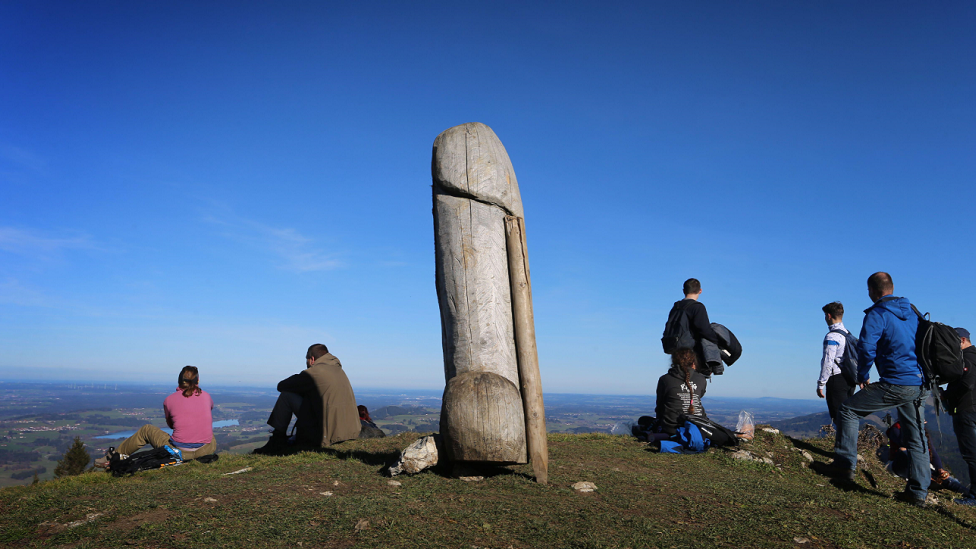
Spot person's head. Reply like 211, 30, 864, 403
683, 278, 702, 299
671, 348, 698, 414
358, 405, 371, 422
306, 343, 329, 367
178, 366, 201, 398
957, 328, 972, 350
867, 272, 894, 302
822, 301, 844, 326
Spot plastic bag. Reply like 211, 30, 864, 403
610, 422, 638, 436
735, 410, 755, 440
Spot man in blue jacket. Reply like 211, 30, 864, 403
833, 272, 930, 506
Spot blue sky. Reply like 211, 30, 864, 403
1, 2, 975, 399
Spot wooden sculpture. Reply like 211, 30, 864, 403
432, 122, 548, 483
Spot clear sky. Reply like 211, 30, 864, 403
2, 2, 975, 399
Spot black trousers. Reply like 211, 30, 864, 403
826, 374, 855, 423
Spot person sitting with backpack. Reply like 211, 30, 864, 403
95, 366, 216, 467
818, 301, 857, 426
654, 348, 708, 438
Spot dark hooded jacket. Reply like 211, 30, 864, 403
277, 353, 361, 446
857, 296, 924, 386
944, 345, 976, 414
655, 366, 707, 435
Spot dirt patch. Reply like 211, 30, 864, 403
104, 508, 173, 534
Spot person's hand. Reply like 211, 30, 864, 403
859, 381, 870, 390
817, 387, 825, 399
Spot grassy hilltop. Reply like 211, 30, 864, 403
2, 429, 975, 549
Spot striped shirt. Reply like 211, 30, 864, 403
818, 322, 849, 388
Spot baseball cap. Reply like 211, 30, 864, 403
956, 327, 971, 341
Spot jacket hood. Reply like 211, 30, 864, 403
866, 296, 913, 321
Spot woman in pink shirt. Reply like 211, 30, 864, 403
96, 366, 216, 466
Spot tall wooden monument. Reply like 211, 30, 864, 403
432, 122, 548, 483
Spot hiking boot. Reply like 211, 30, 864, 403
94, 447, 116, 469
893, 490, 929, 508
252, 431, 287, 455
826, 460, 856, 482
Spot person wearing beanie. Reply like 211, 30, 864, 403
943, 327, 976, 505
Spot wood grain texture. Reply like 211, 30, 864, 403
504, 215, 549, 483
432, 122, 527, 465
440, 371, 527, 463
432, 122, 524, 217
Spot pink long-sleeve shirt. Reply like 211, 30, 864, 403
163, 389, 214, 445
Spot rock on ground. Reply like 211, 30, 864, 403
390, 435, 441, 476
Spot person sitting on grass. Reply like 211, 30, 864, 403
887, 420, 972, 499
647, 347, 708, 442
253, 344, 361, 454
95, 366, 215, 467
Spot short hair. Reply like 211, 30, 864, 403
683, 278, 701, 295
822, 302, 844, 318
307, 344, 329, 361
868, 272, 894, 295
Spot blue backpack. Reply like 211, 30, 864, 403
829, 329, 860, 386
658, 422, 708, 454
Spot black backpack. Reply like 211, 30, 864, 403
662, 301, 695, 354
911, 304, 964, 386
679, 415, 738, 447
108, 446, 184, 477
829, 328, 860, 386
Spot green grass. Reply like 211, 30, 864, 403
2, 428, 975, 548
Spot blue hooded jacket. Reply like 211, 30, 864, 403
857, 296, 924, 386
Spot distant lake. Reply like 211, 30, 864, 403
95, 419, 239, 439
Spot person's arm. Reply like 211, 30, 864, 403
818, 334, 841, 396
857, 309, 884, 384
277, 371, 314, 394
656, 376, 680, 433
164, 400, 174, 430
690, 303, 720, 344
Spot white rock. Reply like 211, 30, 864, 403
390, 435, 440, 476
320, 491, 333, 497
730, 450, 755, 461
203, 497, 217, 503
572, 481, 597, 492
762, 428, 780, 434
388, 480, 402, 487
801, 451, 814, 462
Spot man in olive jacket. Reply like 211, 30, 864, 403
254, 344, 361, 454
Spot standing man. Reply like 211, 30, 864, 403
833, 272, 929, 507
943, 327, 976, 505
818, 302, 856, 426
663, 278, 720, 372
254, 344, 361, 454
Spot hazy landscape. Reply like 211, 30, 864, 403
0, 380, 839, 488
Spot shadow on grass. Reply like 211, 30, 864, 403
808, 461, 888, 498
787, 437, 834, 459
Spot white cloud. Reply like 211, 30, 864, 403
0, 227, 96, 257
203, 213, 343, 273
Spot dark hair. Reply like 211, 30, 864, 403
868, 272, 894, 295
358, 405, 372, 423
671, 348, 698, 414
822, 301, 844, 319
178, 366, 201, 398
307, 344, 329, 361
683, 278, 701, 296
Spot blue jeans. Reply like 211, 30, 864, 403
952, 411, 976, 494
835, 382, 930, 500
